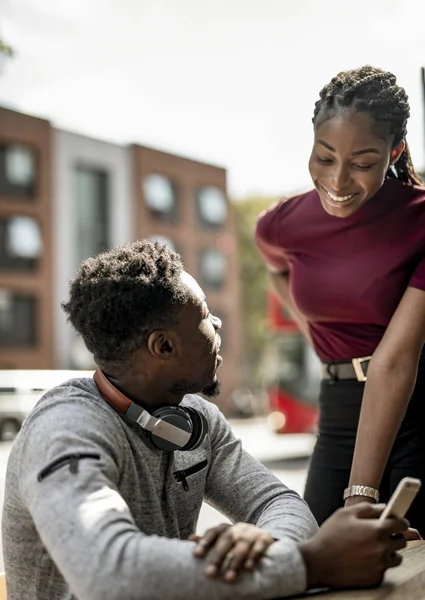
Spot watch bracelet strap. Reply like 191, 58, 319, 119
343, 485, 380, 503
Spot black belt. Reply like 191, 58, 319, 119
321, 357, 371, 382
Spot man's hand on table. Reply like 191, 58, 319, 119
298, 503, 408, 590
189, 523, 275, 583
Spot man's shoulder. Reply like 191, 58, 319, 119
13, 377, 125, 459
181, 394, 221, 418
181, 395, 234, 450
29, 377, 113, 421
4, 378, 126, 505
181, 395, 228, 434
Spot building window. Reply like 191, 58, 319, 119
199, 249, 227, 289
74, 166, 109, 266
197, 186, 227, 229
0, 216, 42, 271
143, 174, 178, 222
0, 289, 37, 346
0, 144, 37, 199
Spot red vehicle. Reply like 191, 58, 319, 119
266, 291, 320, 434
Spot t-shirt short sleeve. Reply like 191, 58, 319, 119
255, 203, 290, 273
408, 254, 425, 292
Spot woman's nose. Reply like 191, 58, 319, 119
330, 165, 351, 192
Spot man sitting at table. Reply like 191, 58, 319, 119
2, 240, 409, 600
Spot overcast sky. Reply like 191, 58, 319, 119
1, 0, 425, 197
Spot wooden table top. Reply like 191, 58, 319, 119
293, 540, 425, 600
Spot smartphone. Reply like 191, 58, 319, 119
379, 477, 422, 521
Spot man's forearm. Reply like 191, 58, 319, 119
25, 464, 308, 600
34, 515, 308, 600
130, 538, 308, 600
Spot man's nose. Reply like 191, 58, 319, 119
210, 314, 222, 330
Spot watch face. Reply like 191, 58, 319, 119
143, 174, 175, 213
198, 187, 227, 226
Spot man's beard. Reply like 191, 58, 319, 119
201, 380, 221, 399
171, 379, 221, 399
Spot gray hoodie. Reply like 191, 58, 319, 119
2, 377, 318, 600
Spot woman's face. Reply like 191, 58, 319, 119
308, 111, 393, 218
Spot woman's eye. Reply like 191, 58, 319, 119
353, 164, 374, 171
316, 155, 333, 164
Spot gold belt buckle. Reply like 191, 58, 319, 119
351, 356, 371, 382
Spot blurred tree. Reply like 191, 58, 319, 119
0, 36, 14, 70
233, 196, 278, 393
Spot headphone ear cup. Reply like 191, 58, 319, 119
150, 406, 208, 451
150, 406, 193, 452
181, 407, 208, 451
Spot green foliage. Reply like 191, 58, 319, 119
0, 37, 14, 65
233, 196, 278, 390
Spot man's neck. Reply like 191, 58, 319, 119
106, 372, 184, 412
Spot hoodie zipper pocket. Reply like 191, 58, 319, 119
173, 459, 208, 492
37, 453, 101, 482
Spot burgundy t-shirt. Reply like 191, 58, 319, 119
255, 179, 425, 362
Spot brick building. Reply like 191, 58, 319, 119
0, 107, 243, 411
0, 108, 53, 369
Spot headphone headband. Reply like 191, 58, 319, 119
92, 368, 207, 452
93, 368, 132, 414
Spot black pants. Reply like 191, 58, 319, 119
304, 363, 425, 537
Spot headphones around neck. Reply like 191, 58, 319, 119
93, 369, 208, 452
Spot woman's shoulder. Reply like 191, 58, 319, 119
410, 183, 425, 202
256, 188, 316, 234
385, 177, 425, 203
260, 188, 316, 215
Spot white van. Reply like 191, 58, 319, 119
0, 370, 94, 441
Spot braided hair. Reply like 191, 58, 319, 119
313, 66, 423, 186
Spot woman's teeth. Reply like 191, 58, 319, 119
325, 189, 355, 203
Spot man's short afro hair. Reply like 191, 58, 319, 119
62, 239, 192, 373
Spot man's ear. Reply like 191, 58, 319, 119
147, 330, 179, 360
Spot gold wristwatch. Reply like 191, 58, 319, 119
343, 485, 380, 503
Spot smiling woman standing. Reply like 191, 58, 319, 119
255, 66, 425, 535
